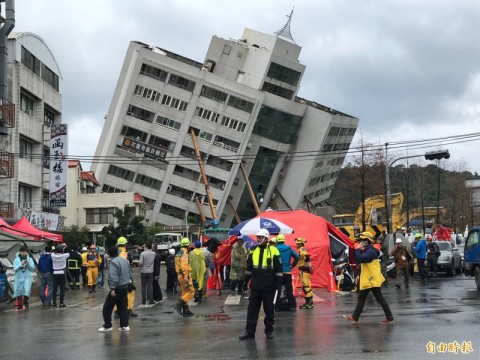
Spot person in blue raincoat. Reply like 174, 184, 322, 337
12, 246, 35, 309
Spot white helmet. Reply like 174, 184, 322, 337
256, 228, 270, 238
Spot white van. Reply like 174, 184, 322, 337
153, 233, 182, 260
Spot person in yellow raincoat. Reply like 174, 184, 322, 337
173, 238, 195, 317
86, 245, 101, 293
189, 240, 206, 303
295, 237, 314, 309
114, 237, 138, 318
343, 231, 394, 325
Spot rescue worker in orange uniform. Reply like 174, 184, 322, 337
173, 238, 195, 317
115, 237, 138, 318
296, 237, 314, 309
86, 245, 101, 293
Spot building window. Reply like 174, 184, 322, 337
198, 130, 213, 142
134, 174, 162, 189
266, 62, 301, 86
41, 63, 59, 91
155, 116, 181, 130
107, 165, 135, 181
42, 190, 50, 208
222, 45, 232, 55
43, 147, 50, 168
200, 86, 228, 103
168, 74, 196, 92
121, 126, 148, 143
160, 203, 185, 219
227, 95, 255, 113
20, 93, 34, 116
134, 85, 161, 102
206, 155, 233, 172
44, 108, 55, 125
101, 184, 126, 193
161, 95, 188, 111
261, 82, 294, 100
19, 138, 34, 161
21, 46, 40, 76
253, 106, 302, 144
86, 208, 115, 224
213, 136, 240, 153
167, 184, 193, 200
148, 134, 174, 152
126, 105, 154, 123
140, 63, 168, 82
18, 184, 33, 208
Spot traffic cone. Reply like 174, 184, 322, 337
327, 271, 337, 292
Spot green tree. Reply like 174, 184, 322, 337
62, 225, 91, 250
101, 205, 146, 247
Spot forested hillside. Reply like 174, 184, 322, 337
329, 162, 477, 229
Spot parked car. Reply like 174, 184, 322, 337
433, 241, 462, 275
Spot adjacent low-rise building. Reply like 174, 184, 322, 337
61, 160, 146, 232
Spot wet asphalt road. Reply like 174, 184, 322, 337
1, 269, 479, 360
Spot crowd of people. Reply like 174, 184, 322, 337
7, 225, 459, 336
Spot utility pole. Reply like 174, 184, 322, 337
385, 150, 450, 234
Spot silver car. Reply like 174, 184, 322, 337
435, 241, 462, 275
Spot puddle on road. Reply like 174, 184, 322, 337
196, 313, 231, 321
403, 308, 462, 316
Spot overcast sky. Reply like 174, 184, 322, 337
15, 0, 480, 173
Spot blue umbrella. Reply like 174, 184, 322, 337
228, 217, 294, 236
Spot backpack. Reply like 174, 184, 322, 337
37, 253, 52, 273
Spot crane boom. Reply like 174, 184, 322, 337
190, 128, 217, 220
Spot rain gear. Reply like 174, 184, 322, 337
189, 248, 206, 291
86, 250, 101, 287
175, 247, 195, 303
12, 252, 35, 298
297, 246, 313, 299
230, 243, 247, 281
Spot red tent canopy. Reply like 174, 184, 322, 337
12, 216, 63, 243
212, 209, 355, 289
255, 209, 355, 289
0, 218, 30, 238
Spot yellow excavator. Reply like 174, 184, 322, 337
333, 193, 404, 240
333, 193, 447, 240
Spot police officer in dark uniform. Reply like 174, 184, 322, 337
239, 228, 283, 340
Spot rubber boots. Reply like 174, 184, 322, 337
173, 300, 184, 316
182, 303, 194, 317
299, 297, 313, 309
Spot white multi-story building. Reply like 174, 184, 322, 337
0, 32, 63, 227
92, 27, 358, 228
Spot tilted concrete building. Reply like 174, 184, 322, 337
92, 27, 358, 228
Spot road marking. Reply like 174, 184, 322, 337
224, 295, 241, 305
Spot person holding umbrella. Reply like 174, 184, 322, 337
239, 228, 283, 340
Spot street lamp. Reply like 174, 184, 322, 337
385, 150, 450, 234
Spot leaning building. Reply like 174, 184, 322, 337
92, 27, 358, 228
